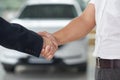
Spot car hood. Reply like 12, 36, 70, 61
11, 19, 71, 32
11, 19, 71, 27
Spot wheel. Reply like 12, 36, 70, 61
77, 66, 87, 72
77, 63, 87, 72
2, 63, 15, 73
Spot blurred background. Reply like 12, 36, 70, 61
0, 0, 88, 19
0, 0, 96, 80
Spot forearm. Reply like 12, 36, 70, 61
53, 17, 93, 45
53, 4, 95, 45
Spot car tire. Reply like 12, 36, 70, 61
77, 66, 87, 72
2, 63, 15, 73
77, 63, 87, 72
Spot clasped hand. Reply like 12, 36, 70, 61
38, 32, 58, 60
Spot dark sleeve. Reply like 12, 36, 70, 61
0, 17, 43, 57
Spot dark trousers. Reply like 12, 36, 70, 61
95, 68, 120, 80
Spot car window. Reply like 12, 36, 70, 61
19, 5, 77, 19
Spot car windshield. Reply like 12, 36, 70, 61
19, 5, 77, 19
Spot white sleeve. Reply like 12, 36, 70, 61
89, 0, 95, 4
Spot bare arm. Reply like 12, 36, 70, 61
38, 4, 96, 60
53, 4, 96, 45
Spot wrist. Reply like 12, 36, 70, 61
53, 34, 62, 46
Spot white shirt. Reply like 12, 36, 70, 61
89, 0, 120, 59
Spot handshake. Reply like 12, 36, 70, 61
38, 32, 59, 60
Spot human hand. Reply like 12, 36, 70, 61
38, 32, 58, 60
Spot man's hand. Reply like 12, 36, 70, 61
38, 32, 58, 60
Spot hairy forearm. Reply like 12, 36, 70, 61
53, 4, 95, 45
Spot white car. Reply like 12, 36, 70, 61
0, 0, 88, 72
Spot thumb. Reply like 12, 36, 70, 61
38, 32, 46, 36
